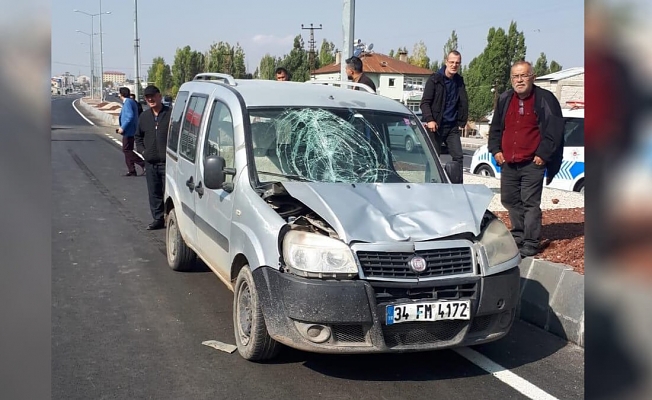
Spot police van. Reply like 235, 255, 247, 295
469, 106, 585, 193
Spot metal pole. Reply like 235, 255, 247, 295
90, 19, 95, 99
99, 0, 105, 100
341, 0, 355, 82
133, 0, 140, 100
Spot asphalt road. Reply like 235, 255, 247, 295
52, 96, 583, 400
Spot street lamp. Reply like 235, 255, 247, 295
74, 7, 111, 100
76, 30, 99, 99
133, 0, 141, 101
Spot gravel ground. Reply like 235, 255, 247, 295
463, 173, 585, 211
463, 173, 585, 273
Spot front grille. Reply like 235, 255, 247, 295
374, 282, 477, 303
357, 248, 473, 280
331, 324, 366, 343
382, 320, 468, 347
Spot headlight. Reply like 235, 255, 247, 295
479, 217, 519, 275
282, 230, 358, 278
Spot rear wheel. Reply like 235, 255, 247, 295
476, 164, 495, 177
575, 180, 584, 194
233, 266, 280, 361
166, 209, 196, 271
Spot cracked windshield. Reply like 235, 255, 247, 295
248, 107, 443, 184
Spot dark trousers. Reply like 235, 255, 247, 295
145, 162, 166, 223
122, 136, 145, 173
500, 161, 546, 248
433, 125, 464, 183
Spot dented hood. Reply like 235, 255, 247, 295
281, 182, 494, 243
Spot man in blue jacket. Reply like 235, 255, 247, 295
117, 87, 145, 176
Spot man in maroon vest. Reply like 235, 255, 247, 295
488, 61, 564, 257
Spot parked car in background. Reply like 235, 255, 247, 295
469, 107, 585, 193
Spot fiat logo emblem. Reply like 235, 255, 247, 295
409, 256, 427, 273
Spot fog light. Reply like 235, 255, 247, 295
498, 310, 513, 329
293, 321, 332, 344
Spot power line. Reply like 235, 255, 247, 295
301, 23, 322, 79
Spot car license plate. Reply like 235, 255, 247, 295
385, 300, 470, 325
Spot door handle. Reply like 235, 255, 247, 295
186, 176, 195, 192
195, 181, 204, 198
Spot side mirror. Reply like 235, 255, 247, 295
204, 155, 226, 189
445, 161, 463, 184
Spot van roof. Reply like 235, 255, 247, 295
562, 108, 584, 118
179, 79, 410, 113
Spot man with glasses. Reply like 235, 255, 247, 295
419, 50, 468, 182
488, 60, 564, 257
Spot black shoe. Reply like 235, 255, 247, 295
147, 220, 165, 230
124, 171, 137, 177
520, 245, 539, 258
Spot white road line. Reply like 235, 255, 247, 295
454, 347, 559, 400
71, 99, 95, 126
105, 133, 145, 160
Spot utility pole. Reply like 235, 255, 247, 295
301, 23, 322, 80
491, 79, 499, 111
133, 0, 141, 100
99, 0, 105, 101
341, 0, 355, 82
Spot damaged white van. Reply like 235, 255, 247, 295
164, 73, 521, 361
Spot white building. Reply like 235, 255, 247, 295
103, 71, 126, 85
312, 51, 434, 112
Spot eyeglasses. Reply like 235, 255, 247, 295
511, 73, 533, 81
518, 99, 524, 116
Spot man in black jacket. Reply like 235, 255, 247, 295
345, 56, 376, 93
419, 50, 468, 182
135, 85, 171, 230
488, 61, 564, 256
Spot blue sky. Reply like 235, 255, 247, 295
51, 0, 585, 78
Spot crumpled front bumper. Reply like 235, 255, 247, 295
252, 266, 520, 354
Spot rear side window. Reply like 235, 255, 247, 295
167, 91, 189, 152
563, 117, 584, 147
179, 95, 208, 163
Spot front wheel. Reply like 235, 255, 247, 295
405, 137, 415, 153
233, 266, 280, 361
476, 165, 495, 177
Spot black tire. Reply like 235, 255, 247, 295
166, 209, 196, 272
476, 164, 495, 177
233, 266, 280, 361
405, 137, 415, 153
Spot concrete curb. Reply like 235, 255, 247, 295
77, 98, 119, 126
86, 101, 584, 347
517, 257, 584, 347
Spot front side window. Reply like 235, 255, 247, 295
247, 107, 443, 185
179, 95, 208, 162
204, 101, 235, 184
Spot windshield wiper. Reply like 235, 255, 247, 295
259, 171, 314, 182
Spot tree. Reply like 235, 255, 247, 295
258, 54, 278, 80
464, 21, 528, 120
147, 56, 172, 94
388, 49, 395, 58
171, 46, 204, 89
279, 35, 310, 81
318, 39, 336, 66
430, 59, 440, 71
103, 81, 113, 88
408, 41, 430, 68
204, 42, 247, 78
549, 60, 562, 73
440, 29, 459, 69
533, 52, 549, 77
